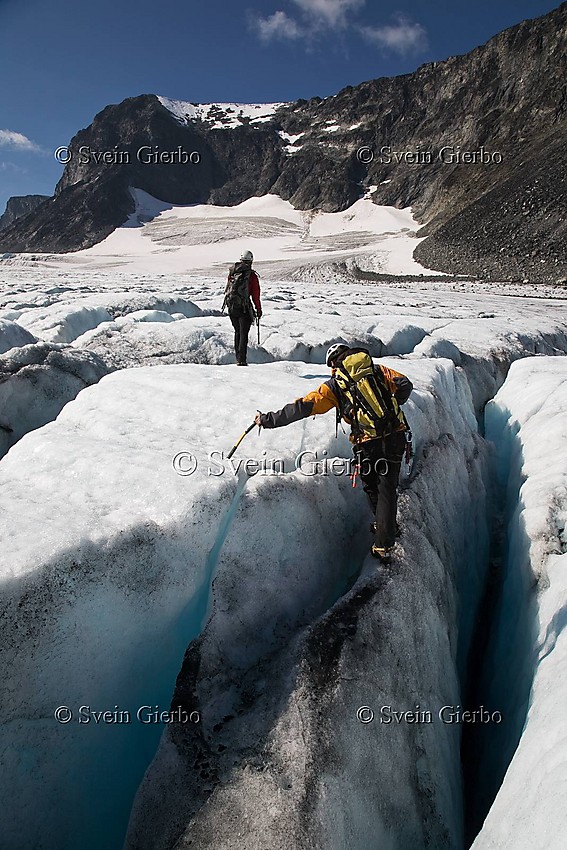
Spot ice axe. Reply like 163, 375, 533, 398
227, 421, 257, 460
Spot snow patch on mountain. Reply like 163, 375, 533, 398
277, 131, 304, 145
158, 97, 286, 129
74, 190, 431, 278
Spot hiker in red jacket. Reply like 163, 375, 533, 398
223, 250, 262, 366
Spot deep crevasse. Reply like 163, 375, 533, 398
124, 357, 491, 850
471, 356, 567, 850
0, 356, 490, 850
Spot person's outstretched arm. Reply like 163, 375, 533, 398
256, 382, 338, 428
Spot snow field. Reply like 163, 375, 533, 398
0, 295, 206, 453
14, 294, 203, 344
2, 272, 566, 456
9, 191, 432, 278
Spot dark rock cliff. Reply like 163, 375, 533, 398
0, 195, 50, 232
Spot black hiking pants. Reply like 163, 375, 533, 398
355, 431, 407, 549
229, 310, 253, 365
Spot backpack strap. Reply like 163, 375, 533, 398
335, 363, 365, 440
368, 368, 401, 422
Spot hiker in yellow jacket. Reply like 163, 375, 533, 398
255, 344, 413, 561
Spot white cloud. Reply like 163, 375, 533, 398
291, 0, 365, 29
360, 15, 428, 55
0, 130, 43, 153
252, 10, 304, 42
0, 161, 27, 174
251, 0, 365, 42
250, 2, 427, 54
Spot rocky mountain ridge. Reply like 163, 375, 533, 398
0, 195, 50, 232
0, 2, 565, 281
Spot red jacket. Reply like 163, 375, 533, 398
248, 271, 262, 315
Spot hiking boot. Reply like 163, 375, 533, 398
371, 544, 394, 562
237, 361, 248, 366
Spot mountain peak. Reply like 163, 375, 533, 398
0, 3, 565, 281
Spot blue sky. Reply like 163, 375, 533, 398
0, 0, 560, 214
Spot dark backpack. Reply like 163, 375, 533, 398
224, 262, 253, 315
333, 347, 404, 439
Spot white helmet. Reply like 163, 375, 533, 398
325, 343, 349, 367
240, 249, 253, 263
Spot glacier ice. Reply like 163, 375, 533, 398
0, 342, 108, 458
471, 357, 567, 850
1, 254, 567, 849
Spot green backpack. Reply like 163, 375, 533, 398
333, 347, 405, 439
